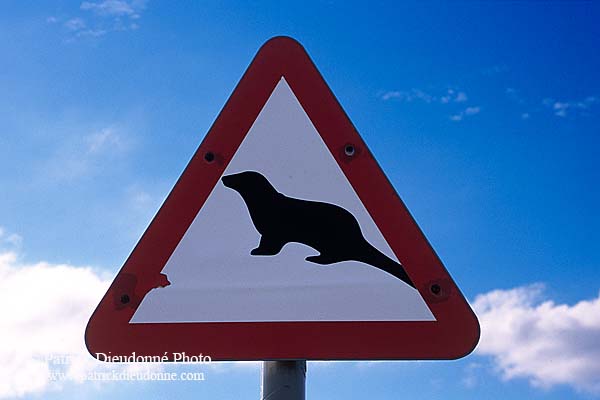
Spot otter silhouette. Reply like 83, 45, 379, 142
221, 171, 415, 288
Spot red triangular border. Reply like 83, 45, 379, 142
86, 37, 479, 360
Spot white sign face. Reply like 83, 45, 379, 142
131, 78, 435, 323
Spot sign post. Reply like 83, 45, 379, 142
261, 360, 306, 400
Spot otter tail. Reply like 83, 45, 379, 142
356, 242, 415, 288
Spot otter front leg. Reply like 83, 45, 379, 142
251, 236, 285, 256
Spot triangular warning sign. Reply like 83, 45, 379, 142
86, 37, 479, 360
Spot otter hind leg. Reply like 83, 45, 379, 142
250, 236, 286, 256
305, 253, 343, 265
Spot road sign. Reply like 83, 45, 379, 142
86, 36, 479, 361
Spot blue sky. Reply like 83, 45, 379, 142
1, 1, 599, 399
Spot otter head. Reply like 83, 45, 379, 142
221, 171, 277, 198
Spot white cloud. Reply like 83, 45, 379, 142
86, 127, 125, 154
129, 188, 154, 210
78, 28, 109, 37
44, 126, 130, 182
64, 18, 86, 31
382, 88, 468, 105
6, 234, 22, 247
464, 106, 480, 116
55, 1, 146, 38
462, 362, 483, 388
441, 89, 468, 104
505, 87, 525, 104
0, 227, 22, 249
473, 284, 600, 394
554, 102, 569, 117
411, 89, 434, 103
62, 17, 110, 38
0, 226, 252, 398
0, 251, 109, 398
450, 106, 481, 122
0, 245, 171, 399
482, 64, 509, 75
80, 0, 145, 18
119, 184, 169, 240
543, 96, 597, 117
381, 91, 403, 101
455, 91, 468, 102
381, 89, 433, 103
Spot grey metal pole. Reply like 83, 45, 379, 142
261, 360, 306, 400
